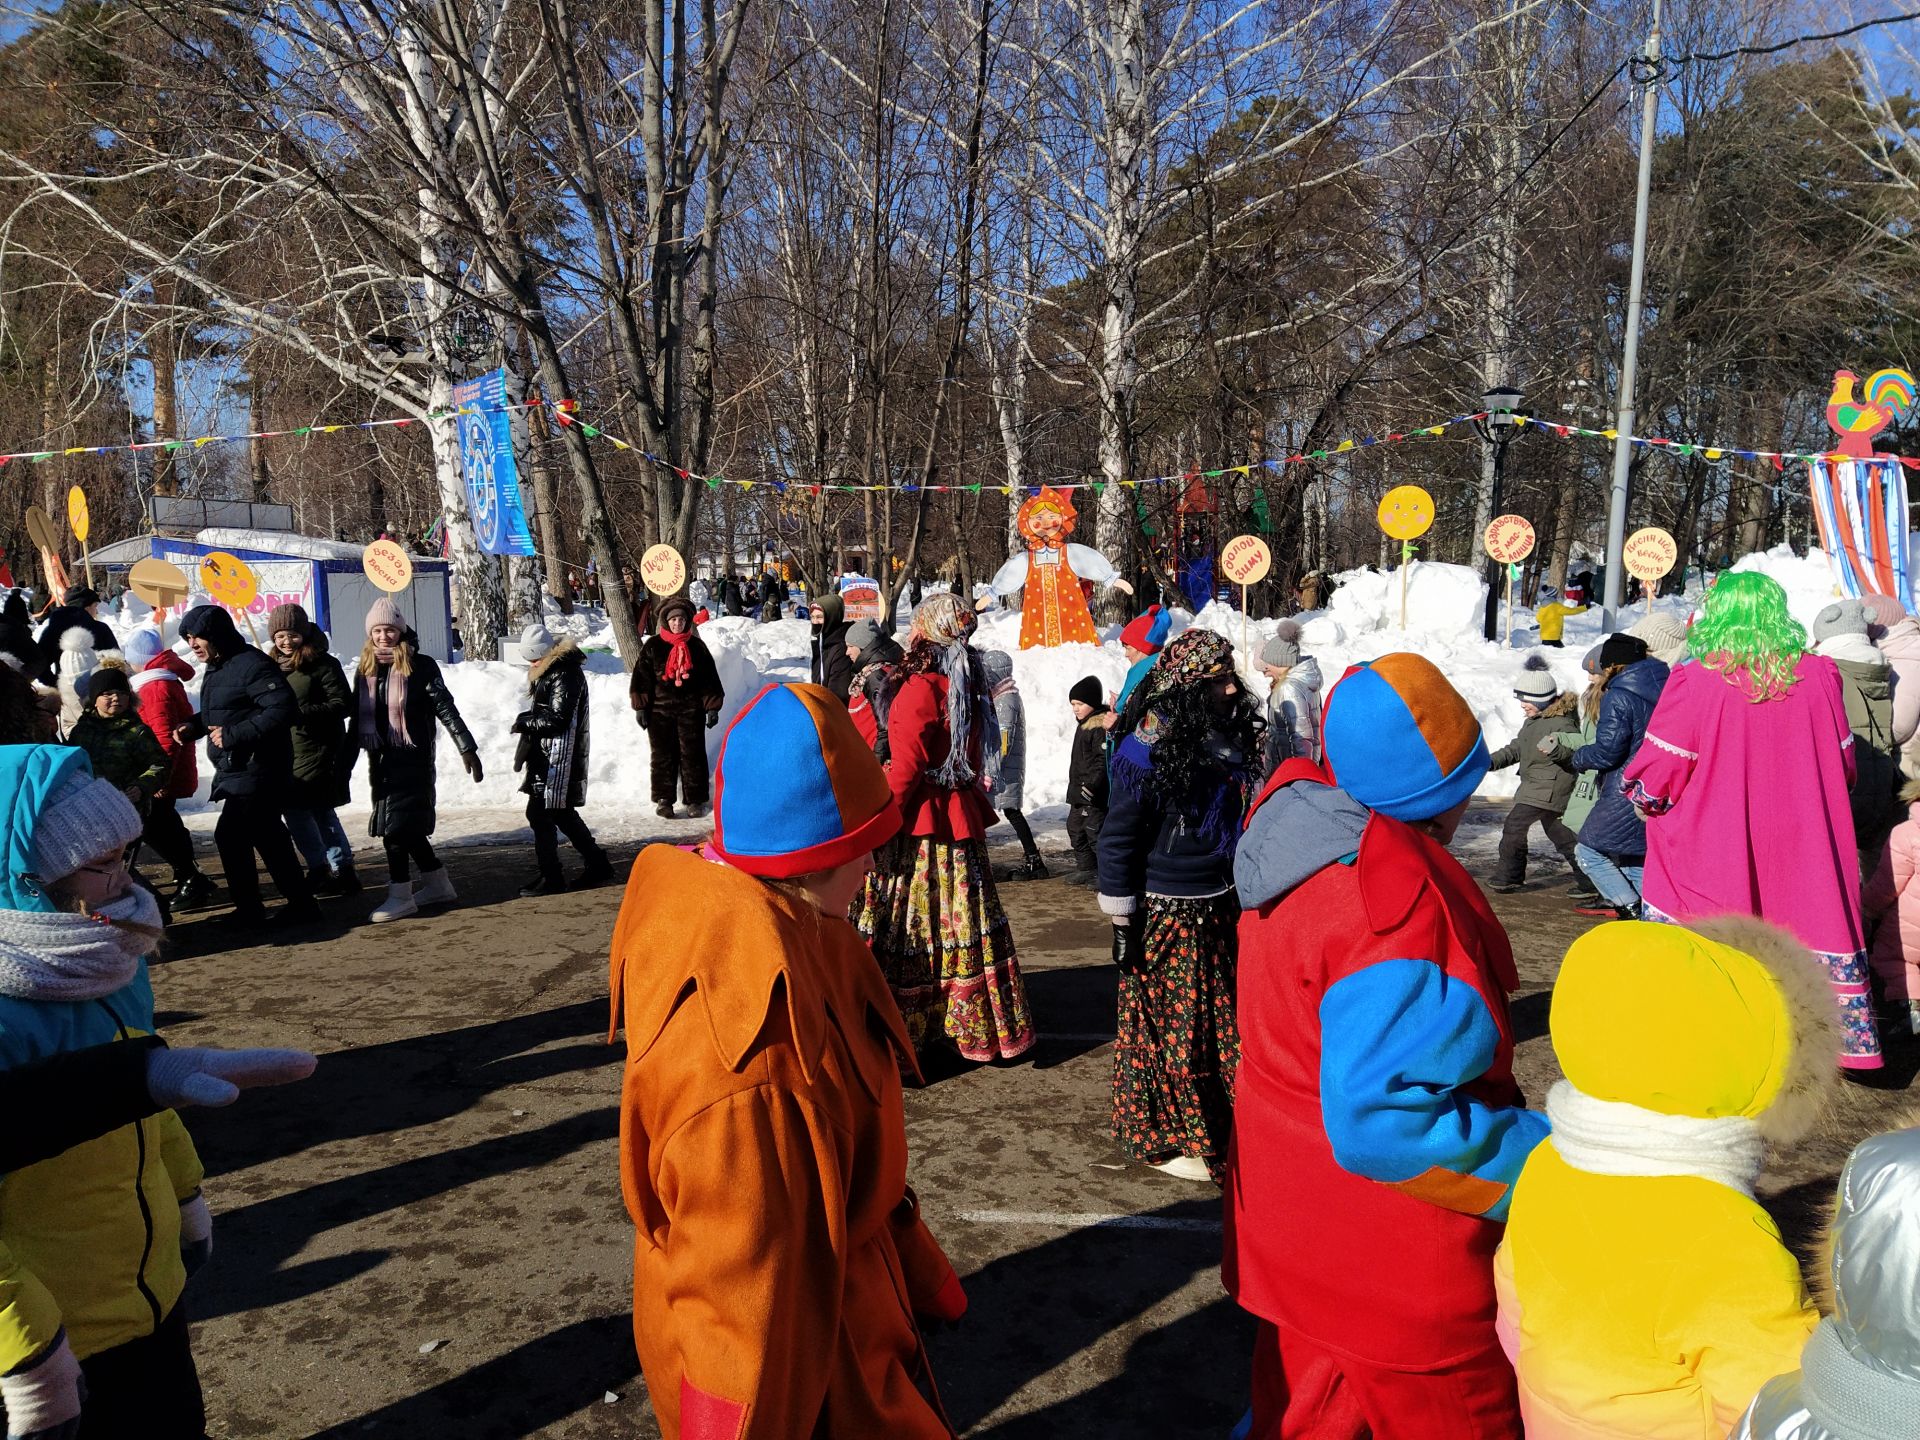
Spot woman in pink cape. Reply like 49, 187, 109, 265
1623, 571, 1881, 1069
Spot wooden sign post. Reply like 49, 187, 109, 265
1483, 514, 1537, 647
67, 486, 92, 590
1623, 527, 1678, 614
1220, 534, 1273, 659
641, 543, 688, 597
200, 551, 262, 642
1376, 485, 1436, 630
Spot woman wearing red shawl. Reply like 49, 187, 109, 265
629, 596, 726, 819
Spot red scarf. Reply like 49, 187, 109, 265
660, 628, 693, 685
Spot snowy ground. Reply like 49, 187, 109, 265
108, 542, 1854, 826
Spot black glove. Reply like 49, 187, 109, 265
1111, 922, 1142, 971
705, 710, 720, 729
462, 750, 484, 783
636, 709, 651, 730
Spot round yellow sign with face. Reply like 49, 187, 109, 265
200, 551, 258, 610
67, 486, 90, 544
1377, 485, 1436, 541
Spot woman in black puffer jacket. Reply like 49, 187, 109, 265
512, 624, 612, 896
348, 597, 481, 923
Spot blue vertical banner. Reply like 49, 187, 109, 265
452, 368, 535, 556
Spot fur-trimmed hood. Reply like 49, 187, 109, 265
1539, 689, 1580, 720
527, 635, 582, 687
1549, 915, 1839, 1146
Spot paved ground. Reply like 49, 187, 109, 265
152, 805, 1920, 1438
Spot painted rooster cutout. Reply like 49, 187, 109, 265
988, 487, 1132, 648
1826, 368, 1918, 458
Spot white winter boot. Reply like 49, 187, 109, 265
413, 866, 457, 908
369, 881, 417, 924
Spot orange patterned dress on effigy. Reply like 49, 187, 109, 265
988, 487, 1120, 649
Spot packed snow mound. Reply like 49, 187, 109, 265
195, 527, 368, 561
143, 547, 1816, 822
1329, 562, 1488, 638
1730, 543, 1847, 632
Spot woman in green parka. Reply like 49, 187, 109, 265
267, 605, 358, 897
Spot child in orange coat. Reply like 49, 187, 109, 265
1863, 776, 1920, 1035
608, 682, 967, 1440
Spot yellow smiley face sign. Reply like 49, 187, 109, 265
1377, 485, 1436, 542
200, 552, 258, 610
67, 486, 90, 544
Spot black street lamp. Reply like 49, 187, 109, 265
1475, 384, 1527, 642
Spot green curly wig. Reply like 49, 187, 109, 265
1689, 570, 1807, 701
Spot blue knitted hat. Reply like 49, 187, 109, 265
710, 683, 902, 877
1322, 654, 1488, 822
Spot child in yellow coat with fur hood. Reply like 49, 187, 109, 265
1495, 917, 1839, 1440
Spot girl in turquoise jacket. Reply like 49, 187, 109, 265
0, 745, 207, 1439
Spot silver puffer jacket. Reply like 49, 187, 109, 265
1732, 1120, 1920, 1440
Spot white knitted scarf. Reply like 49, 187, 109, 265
0, 888, 163, 1002
1545, 1079, 1765, 1196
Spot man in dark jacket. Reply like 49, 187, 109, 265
176, 604, 318, 926
808, 592, 854, 702
34, 586, 118, 682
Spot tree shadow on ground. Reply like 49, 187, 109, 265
930, 1196, 1249, 1437
304, 1314, 641, 1439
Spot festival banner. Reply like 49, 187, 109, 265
451, 369, 536, 556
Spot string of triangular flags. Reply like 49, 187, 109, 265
0, 400, 547, 467
3, 394, 1906, 485
553, 406, 1496, 493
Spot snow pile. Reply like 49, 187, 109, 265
194, 527, 367, 561
1327, 562, 1489, 639
1729, 543, 1845, 632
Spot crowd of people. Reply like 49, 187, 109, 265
3, 568, 1919, 1439
605, 573, 1919, 1440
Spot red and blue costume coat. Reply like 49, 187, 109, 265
1223, 761, 1548, 1370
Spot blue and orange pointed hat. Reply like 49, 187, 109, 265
1322, 653, 1488, 822
710, 683, 902, 877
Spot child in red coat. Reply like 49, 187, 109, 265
1226, 653, 1547, 1439
121, 627, 213, 906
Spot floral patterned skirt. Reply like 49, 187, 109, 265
853, 834, 1035, 1062
1113, 893, 1242, 1179
1644, 900, 1884, 1069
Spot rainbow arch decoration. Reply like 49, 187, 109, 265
1808, 455, 1912, 605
